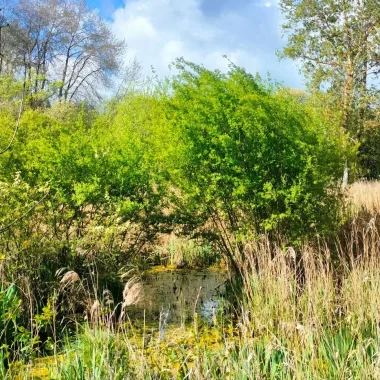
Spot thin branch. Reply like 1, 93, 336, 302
0, 190, 50, 234
0, 83, 25, 155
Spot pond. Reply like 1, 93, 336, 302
126, 267, 229, 326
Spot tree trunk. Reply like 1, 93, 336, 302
341, 64, 354, 188
58, 52, 70, 101
358, 40, 368, 141
342, 160, 349, 189
342, 66, 354, 134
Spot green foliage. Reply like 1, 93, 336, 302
0, 284, 21, 346
278, 0, 380, 86
60, 326, 132, 380
0, 62, 359, 378
166, 60, 349, 246
0, 284, 40, 364
278, 0, 380, 178
359, 125, 380, 179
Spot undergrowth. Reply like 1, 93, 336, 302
2, 182, 380, 379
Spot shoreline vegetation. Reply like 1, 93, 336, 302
1, 181, 380, 379
0, 59, 379, 379
0, 1, 379, 376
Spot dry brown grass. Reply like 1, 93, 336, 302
233, 215, 380, 347
347, 180, 380, 215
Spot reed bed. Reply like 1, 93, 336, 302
3, 181, 380, 379
347, 180, 380, 215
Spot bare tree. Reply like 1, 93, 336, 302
1, 0, 126, 103
55, 0, 125, 102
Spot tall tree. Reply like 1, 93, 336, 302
8, 0, 62, 98
279, 0, 380, 138
0, 0, 126, 103
55, 0, 125, 101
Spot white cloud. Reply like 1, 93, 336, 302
126, 16, 156, 39
161, 40, 185, 64
110, 0, 304, 87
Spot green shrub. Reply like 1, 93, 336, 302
167, 59, 351, 251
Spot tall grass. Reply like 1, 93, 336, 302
3, 181, 380, 378
154, 234, 217, 268
6, 219, 378, 379
347, 180, 380, 215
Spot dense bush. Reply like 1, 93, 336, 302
166, 60, 351, 254
0, 93, 170, 321
0, 62, 354, 345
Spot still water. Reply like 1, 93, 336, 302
127, 268, 229, 324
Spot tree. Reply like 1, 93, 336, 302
278, 0, 380, 140
0, 74, 25, 156
1, 0, 126, 103
166, 60, 349, 266
54, 0, 125, 101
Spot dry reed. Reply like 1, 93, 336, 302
347, 180, 380, 215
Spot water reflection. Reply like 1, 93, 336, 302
126, 268, 228, 324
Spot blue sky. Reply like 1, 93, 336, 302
86, 0, 304, 88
